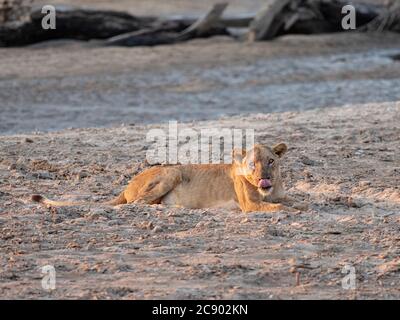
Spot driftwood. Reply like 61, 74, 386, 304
0, 7, 156, 46
104, 28, 179, 47
178, 2, 228, 39
171, 15, 253, 29
248, 0, 293, 41
362, 1, 400, 32
0, 0, 398, 47
105, 3, 229, 47
248, 0, 385, 41
105, 14, 254, 46
0, 3, 232, 47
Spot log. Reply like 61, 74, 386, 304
319, 0, 381, 29
0, 0, 395, 47
178, 2, 228, 39
247, 0, 294, 41
0, 6, 156, 46
284, 0, 341, 35
105, 28, 178, 47
247, 0, 386, 41
106, 3, 230, 47
169, 15, 253, 29
362, 2, 400, 32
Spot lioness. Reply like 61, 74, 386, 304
32, 143, 308, 213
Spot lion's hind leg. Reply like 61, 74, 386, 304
128, 167, 182, 205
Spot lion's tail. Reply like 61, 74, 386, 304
31, 192, 127, 207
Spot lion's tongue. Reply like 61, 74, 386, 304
258, 179, 272, 188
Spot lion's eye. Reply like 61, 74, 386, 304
248, 161, 255, 169
268, 159, 274, 165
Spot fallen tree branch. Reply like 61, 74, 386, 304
248, 0, 294, 41
247, 0, 385, 41
361, 1, 400, 32
104, 28, 178, 47
178, 2, 228, 39
0, 0, 396, 47
106, 3, 230, 47
0, 6, 156, 46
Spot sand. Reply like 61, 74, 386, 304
1, 102, 399, 299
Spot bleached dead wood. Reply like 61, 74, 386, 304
362, 2, 400, 32
247, 0, 294, 41
106, 3, 230, 47
247, 0, 386, 41
0, 0, 395, 47
178, 2, 228, 39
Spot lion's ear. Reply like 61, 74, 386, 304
232, 148, 246, 164
272, 143, 288, 158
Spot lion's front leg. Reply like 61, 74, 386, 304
234, 176, 300, 213
241, 201, 299, 213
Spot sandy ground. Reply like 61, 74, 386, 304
0, 102, 399, 299
1, 0, 400, 300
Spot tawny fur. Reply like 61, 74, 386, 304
32, 143, 308, 213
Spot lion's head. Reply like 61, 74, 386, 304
233, 143, 287, 196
